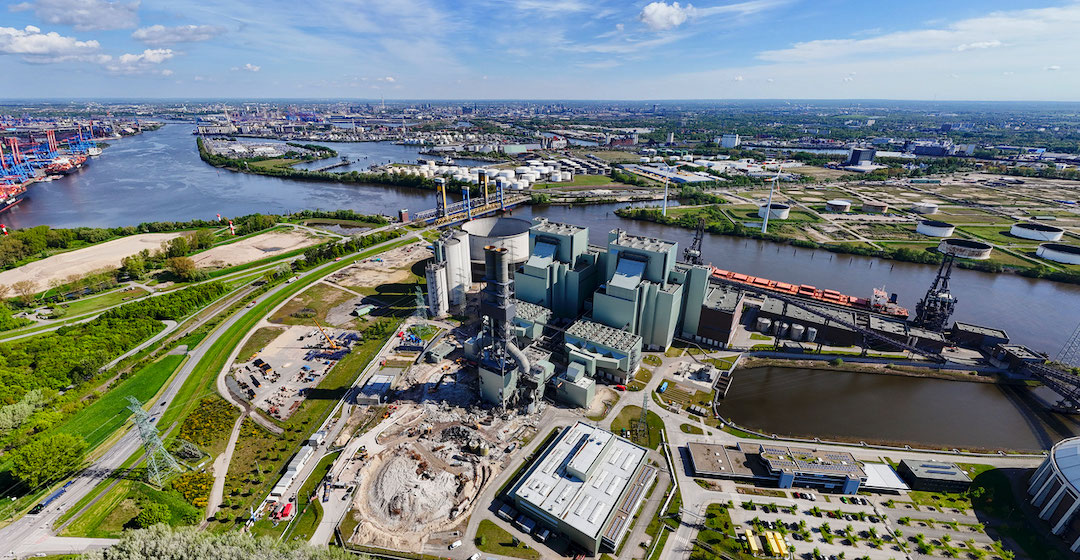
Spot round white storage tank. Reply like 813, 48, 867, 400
757, 203, 791, 220
912, 202, 939, 215
442, 230, 472, 307
805, 327, 818, 342
790, 324, 806, 341
1010, 222, 1065, 241
562, 171, 573, 181
514, 166, 529, 175
938, 238, 993, 260
1037, 243, 1080, 264
756, 317, 772, 333
916, 220, 956, 237
461, 217, 531, 270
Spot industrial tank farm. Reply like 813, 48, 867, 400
1037, 243, 1080, 265
460, 216, 531, 269
916, 220, 956, 237
938, 238, 993, 260
758, 203, 791, 220
1010, 222, 1065, 241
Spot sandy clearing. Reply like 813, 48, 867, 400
328, 241, 429, 289
191, 229, 322, 269
0, 232, 183, 292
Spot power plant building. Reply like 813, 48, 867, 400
508, 422, 657, 555
1028, 437, 1080, 553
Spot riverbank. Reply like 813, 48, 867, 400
616, 205, 1080, 286
735, 356, 1013, 384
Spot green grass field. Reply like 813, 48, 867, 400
475, 519, 541, 559
247, 158, 302, 171
62, 480, 199, 538
57, 287, 150, 317
56, 354, 186, 451
610, 405, 665, 449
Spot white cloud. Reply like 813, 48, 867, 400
956, 39, 1001, 51
0, 24, 104, 63
639, 2, 695, 31
1045, 64, 1061, 71
232, 62, 260, 72
758, 4, 1080, 62
132, 24, 226, 45
733, 74, 743, 81
107, 48, 173, 74
12, 0, 140, 31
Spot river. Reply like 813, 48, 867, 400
721, 366, 1080, 451
5, 123, 1080, 355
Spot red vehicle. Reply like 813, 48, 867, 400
278, 502, 293, 520
615, 384, 627, 391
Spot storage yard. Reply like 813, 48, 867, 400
229, 324, 361, 420
326, 240, 429, 291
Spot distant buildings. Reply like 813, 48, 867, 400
845, 148, 876, 167
720, 134, 741, 148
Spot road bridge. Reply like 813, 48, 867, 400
409, 177, 529, 226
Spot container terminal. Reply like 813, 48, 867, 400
0, 128, 102, 215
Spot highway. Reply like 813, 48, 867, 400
0, 232, 415, 559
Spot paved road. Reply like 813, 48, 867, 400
0, 234, 415, 559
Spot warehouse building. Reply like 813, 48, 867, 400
757, 297, 859, 347
508, 422, 657, 555
694, 286, 745, 348
951, 322, 1009, 349
1027, 437, 1080, 553
897, 460, 972, 492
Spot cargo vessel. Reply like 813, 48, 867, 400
45, 154, 88, 175
710, 267, 910, 318
1, 186, 26, 214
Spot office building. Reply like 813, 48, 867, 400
687, 442, 866, 494
720, 134, 740, 148
508, 422, 657, 555
845, 148, 876, 167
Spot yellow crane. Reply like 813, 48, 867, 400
312, 317, 341, 349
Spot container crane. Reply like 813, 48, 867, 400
913, 253, 957, 332
312, 318, 341, 349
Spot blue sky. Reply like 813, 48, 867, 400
1, 0, 1079, 100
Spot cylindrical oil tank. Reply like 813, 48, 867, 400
912, 202, 939, 214
461, 217, 531, 271
756, 317, 772, 333
757, 203, 791, 220
862, 200, 889, 214
790, 324, 806, 341
547, 174, 561, 183
777, 322, 790, 337
916, 220, 956, 237
1010, 222, 1065, 241
562, 171, 573, 181
825, 199, 852, 212
938, 238, 993, 260
805, 327, 818, 342
1037, 243, 1080, 264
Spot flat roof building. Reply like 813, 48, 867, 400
687, 442, 866, 494
508, 422, 656, 555
356, 373, 395, 405
564, 320, 643, 384
897, 460, 972, 493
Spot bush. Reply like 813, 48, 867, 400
171, 472, 214, 508
179, 398, 237, 448
135, 501, 171, 528
829, 357, 844, 367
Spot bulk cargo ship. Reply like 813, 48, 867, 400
710, 267, 910, 318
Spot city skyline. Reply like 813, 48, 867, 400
2, 0, 1080, 100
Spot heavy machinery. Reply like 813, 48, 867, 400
683, 217, 705, 265
312, 318, 341, 349
913, 253, 957, 332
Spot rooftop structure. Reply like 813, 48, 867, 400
565, 320, 642, 353
509, 422, 655, 554
687, 442, 866, 494
897, 460, 972, 492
